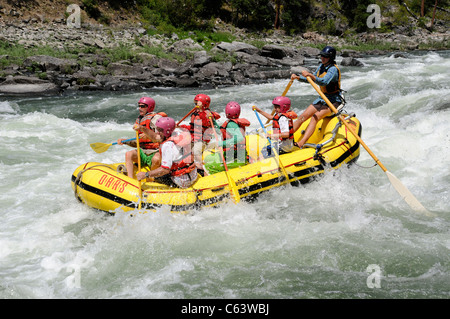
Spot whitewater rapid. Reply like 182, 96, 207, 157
0, 50, 449, 299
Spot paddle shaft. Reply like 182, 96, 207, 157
254, 108, 290, 181
305, 77, 387, 171
306, 76, 431, 215
208, 116, 240, 203
266, 79, 294, 124
113, 137, 136, 146
135, 130, 142, 210
176, 106, 198, 126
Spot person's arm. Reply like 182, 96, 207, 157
137, 166, 171, 181
292, 65, 320, 83
136, 142, 172, 181
253, 106, 273, 120
134, 124, 163, 143
313, 66, 338, 87
117, 138, 136, 147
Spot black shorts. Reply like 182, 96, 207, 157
313, 101, 340, 112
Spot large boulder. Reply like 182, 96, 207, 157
216, 41, 260, 55
22, 55, 78, 73
261, 44, 296, 59
340, 57, 364, 67
0, 76, 59, 95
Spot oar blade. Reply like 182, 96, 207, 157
90, 142, 112, 153
385, 171, 435, 217
226, 171, 241, 204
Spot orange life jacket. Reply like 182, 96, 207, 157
136, 112, 167, 149
159, 130, 196, 176
190, 110, 220, 143
272, 112, 296, 141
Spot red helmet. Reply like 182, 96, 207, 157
225, 101, 241, 119
272, 96, 291, 113
138, 96, 155, 113
194, 94, 211, 110
155, 117, 175, 138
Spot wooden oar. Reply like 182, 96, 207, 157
253, 107, 290, 183
176, 106, 198, 127
90, 138, 136, 153
306, 76, 433, 217
266, 78, 294, 124
208, 116, 240, 203
135, 130, 142, 210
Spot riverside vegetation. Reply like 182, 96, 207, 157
0, 0, 448, 95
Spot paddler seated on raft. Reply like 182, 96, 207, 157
178, 93, 221, 177
117, 97, 167, 179
290, 45, 343, 149
253, 96, 297, 156
135, 117, 198, 189
203, 101, 251, 175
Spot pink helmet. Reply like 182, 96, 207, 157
155, 117, 176, 138
138, 96, 156, 113
272, 96, 291, 113
194, 94, 211, 110
225, 101, 241, 119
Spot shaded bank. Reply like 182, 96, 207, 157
0, 22, 448, 95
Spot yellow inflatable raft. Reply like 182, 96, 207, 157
71, 113, 361, 214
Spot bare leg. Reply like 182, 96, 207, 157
296, 108, 332, 148
293, 104, 319, 132
192, 141, 205, 170
125, 149, 138, 178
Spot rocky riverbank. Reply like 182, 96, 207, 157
1, 20, 449, 96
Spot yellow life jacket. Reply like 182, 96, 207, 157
316, 63, 341, 95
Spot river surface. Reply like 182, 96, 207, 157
0, 50, 449, 300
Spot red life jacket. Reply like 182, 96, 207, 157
159, 130, 196, 176
272, 112, 296, 141
190, 110, 220, 143
220, 118, 250, 153
135, 112, 167, 149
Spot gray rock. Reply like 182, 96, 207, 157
169, 38, 203, 53
192, 51, 212, 67
297, 47, 321, 57
234, 52, 274, 66
216, 41, 260, 55
0, 76, 59, 95
340, 57, 364, 67
107, 62, 136, 76
261, 44, 296, 59
22, 55, 78, 73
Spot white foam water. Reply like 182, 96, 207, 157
0, 50, 449, 300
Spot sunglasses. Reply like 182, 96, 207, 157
138, 104, 147, 108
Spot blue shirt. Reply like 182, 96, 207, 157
299, 64, 342, 104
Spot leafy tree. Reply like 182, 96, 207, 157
341, 0, 374, 33
281, 0, 312, 34
227, 0, 274, 30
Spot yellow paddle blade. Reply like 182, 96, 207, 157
90, 142, 112, 153
385, 171, 435, 217
225, 171, 240, 204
